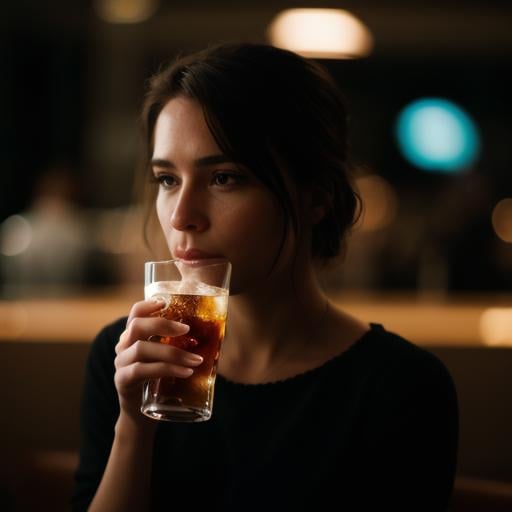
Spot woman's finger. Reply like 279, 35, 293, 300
115, 316, 189, 354
114, 361, 194, 392
115, 340, 203, 369
126, 299, 167, 326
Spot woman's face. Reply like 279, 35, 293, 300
151, 96, 294, 295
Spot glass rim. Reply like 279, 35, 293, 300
145, 258, 231, 269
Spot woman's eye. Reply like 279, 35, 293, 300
154, 174, 177, 188
212, 172, 243, 186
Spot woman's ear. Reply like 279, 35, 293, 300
309, 188, 332, 225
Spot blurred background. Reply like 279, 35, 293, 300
1, 1, 512, 510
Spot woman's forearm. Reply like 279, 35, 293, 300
88, 413, 157, 512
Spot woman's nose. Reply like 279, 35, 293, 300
170, 186, 209, 232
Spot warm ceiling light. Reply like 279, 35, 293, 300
94, 0, 159, 24
268, 8, 373, 59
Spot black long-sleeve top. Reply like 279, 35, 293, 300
73, 320, 458, 511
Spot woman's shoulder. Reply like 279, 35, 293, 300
330, 308, 446, 376
364, 323, 443, 364
355, 323, 456, 392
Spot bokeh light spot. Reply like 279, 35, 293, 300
0, 215, 33, 256
94, 0, 159, 24
396, 98, 480, 173
492, 198, 512, 243
480, 308, 512, 346
268, 8, 373, 59
356, 174, 398, 231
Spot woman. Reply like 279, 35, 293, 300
73, 43, 458, 511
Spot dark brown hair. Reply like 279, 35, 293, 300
141, 42, 361, 262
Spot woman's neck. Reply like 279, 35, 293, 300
218, 268, 333, 382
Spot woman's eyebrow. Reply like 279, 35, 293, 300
151, 154, 235, 169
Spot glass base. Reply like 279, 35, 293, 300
141, 403, 212, 422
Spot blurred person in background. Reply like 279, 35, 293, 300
0, 161, 117, 296
73, 43, 458, 511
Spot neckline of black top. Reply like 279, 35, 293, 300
216, 322, 384, 388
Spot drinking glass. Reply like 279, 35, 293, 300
141, 259, 231, 422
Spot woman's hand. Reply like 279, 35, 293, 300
113, 299, 203, 429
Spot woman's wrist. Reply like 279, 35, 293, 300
115, 410, 158, 446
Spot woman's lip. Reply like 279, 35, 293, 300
174, 248, 222, 261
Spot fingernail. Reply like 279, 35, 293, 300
182, 368, 194, 377
174, 323, 190, 335
188, 354, 203, 363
